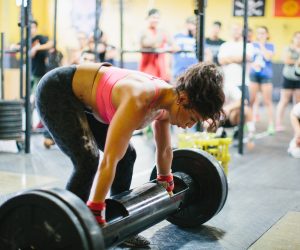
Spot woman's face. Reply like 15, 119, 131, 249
256, 27, 268, 42
148, 13, 160, 28
170, 103, 201, 129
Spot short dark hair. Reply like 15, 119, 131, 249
213, 21, 222, 27
175, 63, 225, 130
31, 20, 38, 26
148, 8, 160, 17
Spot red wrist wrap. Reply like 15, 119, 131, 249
86, 201, 106, 224
157, 173, 174, 192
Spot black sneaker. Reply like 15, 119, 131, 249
120, 234, 150, 248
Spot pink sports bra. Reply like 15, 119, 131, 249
95, 66, 165, 124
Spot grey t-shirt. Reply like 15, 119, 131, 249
282, 47, 300, 81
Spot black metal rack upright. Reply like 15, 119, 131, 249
195, 0, 206, 62
119, 0, 124, 68
24, 0, 32, 153
53, 0, 58, 50
0, 33, 4, 100
94, 0, 102, 62
19, 0, 25, 99
238, 0, 249, 155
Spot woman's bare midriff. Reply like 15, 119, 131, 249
72, 63, 111, 111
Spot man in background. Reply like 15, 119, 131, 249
172, 16, 199, 79
205, 21, 225, 65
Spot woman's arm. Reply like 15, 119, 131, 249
89, 99, 145, 202
152, 116, 173, 175
260, 43, 274, 61
283, 47, 296, 65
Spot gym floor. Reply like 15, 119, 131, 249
0, 106, 299, 250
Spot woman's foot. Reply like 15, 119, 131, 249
120, 234, 150, 248
267, 124, 275, 135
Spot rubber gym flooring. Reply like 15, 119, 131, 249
0, 105, 299, 250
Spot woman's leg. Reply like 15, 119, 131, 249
36, 66, 99, 202
275, 89, 293, 130
85, 112, 137, 196
249, 82, 260, 123
293, 89, 300, 103
261, 82, 274, 131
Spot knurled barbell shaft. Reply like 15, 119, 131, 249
102, 172, 194, 248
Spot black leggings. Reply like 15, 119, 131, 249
35, 66, 136, 202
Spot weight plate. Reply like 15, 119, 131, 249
150, 148, 228, 227
37, 188, 104, 250
0, 107, 22, 112
0, 191, 93, 250
0, 128, 22, 134
0, 110, 22, 117
0, 100, 24, 106
0, 116, 22, 122
0, 124, 22, 129
0, 132, 23, 140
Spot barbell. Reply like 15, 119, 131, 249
0, 148, 228, 250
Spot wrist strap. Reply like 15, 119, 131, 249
157, 173, 173, 182
86, 200, 106, 210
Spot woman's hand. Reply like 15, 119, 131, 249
157, 173, 174, 196
86, 200, 107, 226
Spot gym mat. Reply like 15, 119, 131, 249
249, 211, 300, 250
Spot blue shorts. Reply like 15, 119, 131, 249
250, 74, 272, 84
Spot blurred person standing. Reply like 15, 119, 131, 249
29, 20, 54, 95
205, 21, 225, 66
172, 16, 199, 79
218, 24, 255, 139
88, 30, 117, 65
11, 19, 54, 131
249, 26, 275, 135
275, 31, 300, 131
139, 8, 173, 82
70, 32, 89, 64
218, 23, 254, 98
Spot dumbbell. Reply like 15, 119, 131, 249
0, 149, 228, 250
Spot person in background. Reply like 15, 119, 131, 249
139, 8, 174, 82
80, 50, 96, 64
11, 19, 54, 142
218, 23, 255, 141
249, 26, 275, 135
70, 32, 89, 65
10, 20, 53, 103
205, 21, 225, 66
247, 27, 254, 43
28, 20, 54, 96
275, 31, 300, 131
88, 30, 117, 65
287, 102, 300, 158
172, 16, 198, 80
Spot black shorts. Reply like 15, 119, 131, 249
222, 118, 235, 128
282, 77, 300, 89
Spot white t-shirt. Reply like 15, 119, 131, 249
218, 41, 254, 87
